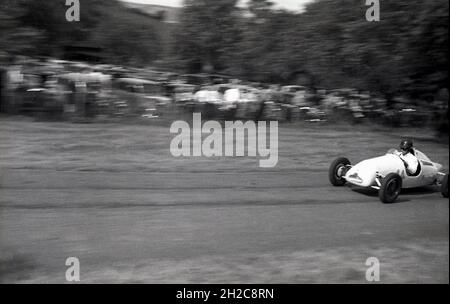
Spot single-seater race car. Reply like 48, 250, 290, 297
329, 148, 448, 203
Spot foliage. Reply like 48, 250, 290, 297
173, 0, 242, 73
1, 0, 447, 100
175, 0, 448, 99
1, 0, 164, 64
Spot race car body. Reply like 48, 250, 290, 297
329, 149, 448, 203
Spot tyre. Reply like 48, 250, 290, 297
329, 157, 351, 186
379, 173, 402, 204
442, 174, 448, 198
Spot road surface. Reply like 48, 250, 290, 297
0, 117, 448, 283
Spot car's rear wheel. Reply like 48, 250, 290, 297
329, 157, 351, 186
441, 174, 448, 198
379, 173, 402, 204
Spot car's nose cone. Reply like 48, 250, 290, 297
345, 165, 376, 187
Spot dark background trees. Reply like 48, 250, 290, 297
174, 0, 448, 100
0, 0, 164, 64
1, 0, 448, 100
172, 0, 242, 73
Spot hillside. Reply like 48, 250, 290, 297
87, 0, 176, 62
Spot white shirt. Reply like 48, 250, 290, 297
224, 88, 240, 103
397, 151, 419, 174
194, 90, 222, 103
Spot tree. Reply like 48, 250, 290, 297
0, 1, 45, 58
174, 0, 242, 73
0, 0, 164, 65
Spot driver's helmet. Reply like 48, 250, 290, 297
400, 138, 413, 153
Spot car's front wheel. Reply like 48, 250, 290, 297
379, 173, 402, 203
329, 157, 351, 186
441, 174, 448, 198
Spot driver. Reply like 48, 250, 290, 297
397, 138, 419, 175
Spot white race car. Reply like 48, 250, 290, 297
329, 149, 448, 203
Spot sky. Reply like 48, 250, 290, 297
122, 0, 315, 12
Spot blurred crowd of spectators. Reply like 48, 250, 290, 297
0, 56, 448, 130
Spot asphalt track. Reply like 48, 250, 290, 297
0, 118, 448, 283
